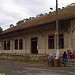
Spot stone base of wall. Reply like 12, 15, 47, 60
0, 53, 67, 67
0, 53, 48, 63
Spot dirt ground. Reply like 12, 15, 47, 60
0, 60, 75, 75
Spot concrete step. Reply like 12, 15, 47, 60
66, 59, 75, 67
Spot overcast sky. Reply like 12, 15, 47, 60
0, 0, 75, 30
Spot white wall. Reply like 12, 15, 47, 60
1, 19, 75, 55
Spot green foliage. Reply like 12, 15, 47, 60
66, 3, 75, 7
0, 27, 3, 33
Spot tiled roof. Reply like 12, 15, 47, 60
1, 6, 75, 34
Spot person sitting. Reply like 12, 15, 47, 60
49, 53, 53, 59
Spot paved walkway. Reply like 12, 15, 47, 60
0, 60, 75, 75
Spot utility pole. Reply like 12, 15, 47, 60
55, 0, 59, 58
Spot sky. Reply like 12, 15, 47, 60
0, 0, 75, 30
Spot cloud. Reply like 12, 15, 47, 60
0, 0, 75, 30
0, 0, 29, 30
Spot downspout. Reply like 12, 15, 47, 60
70, 21, 72, 51
11, 39, 13, 54
1, 36, 3, 54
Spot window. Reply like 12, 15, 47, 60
7, 41, 10, 50
19, 39, 23, 50
59, 34, 64, 49
4, 41, 10, 50
48, 35, 54, 49
14, 39, 23, 50
15, 39, 18, 50
4, 41, 6, 50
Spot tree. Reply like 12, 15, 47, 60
16, 20, 24, 25
66, 3, 75, 7
10, 24, 14, 28
36, 13, 43, 18
0, 27, 3, 33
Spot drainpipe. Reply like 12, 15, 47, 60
70, 22, 72, 51
11, 39, 13, 55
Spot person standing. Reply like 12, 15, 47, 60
63, 51, 67, 66
70, 52, 72, 59
67, 51, 70, 58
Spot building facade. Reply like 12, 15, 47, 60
0, 6, 75, 55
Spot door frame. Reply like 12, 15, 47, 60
31, 37, 38, 54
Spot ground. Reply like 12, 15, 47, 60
0, 60, 75, 75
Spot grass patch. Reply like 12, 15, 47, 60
0, 58, 40, 64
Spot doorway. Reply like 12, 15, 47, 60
31, 37, 38, 54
